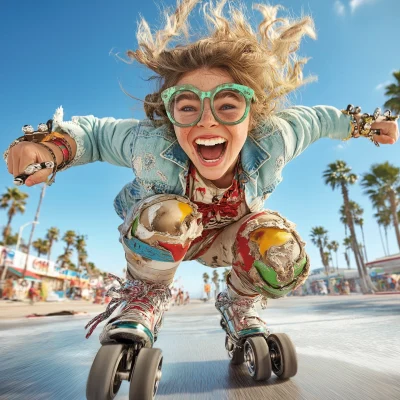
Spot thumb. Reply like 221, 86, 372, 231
25, 167, 53, 187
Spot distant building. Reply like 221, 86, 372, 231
366, 253, 400, 275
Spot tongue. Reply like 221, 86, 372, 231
198, 143, 224, 160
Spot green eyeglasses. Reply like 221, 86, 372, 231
161, 83, 255, 127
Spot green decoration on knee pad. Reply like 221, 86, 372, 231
253, 257, 307, 297
131, 217, 139, 236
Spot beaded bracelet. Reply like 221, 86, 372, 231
49, 137, 73, 169
36, 142, 58, 184
341, 104, 381, 146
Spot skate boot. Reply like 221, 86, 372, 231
86, 275, 170, 400
85, 274, 171, 348
216, 285, 268, 340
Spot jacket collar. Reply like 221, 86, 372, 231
241, 135, 271, 176
161, 134, 270, 176
161, 140, 189, 170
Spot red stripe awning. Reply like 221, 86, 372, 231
8, 267, 42, 280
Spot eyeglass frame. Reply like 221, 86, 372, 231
160, 83, 255, 128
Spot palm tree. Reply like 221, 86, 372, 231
202, 272, 210, 284
212, 270, 220, 297
329, 240, 339, 272
4, 231, 18, 246
310, 226, 329, 275
369, 190, 391, 256
75, 234, 87, 276
23, 184, 46, 278
46, 227, 60, 264
383, 70, 400, 113
323, 160, 372, 293
32, 238, 49, 258
223, 268, 230, 281
60, 230, 76, 270
361, 162, 400, 251
87, 261, 97, 277
374, 208, 391, 256
57, 248, 73, 271
0, 187, 29, 243
343, 237, 353, 269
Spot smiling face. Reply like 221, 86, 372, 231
172, 68, 251, 187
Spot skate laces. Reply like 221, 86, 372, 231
85, 274, 171, 339
216, 290, 265, 329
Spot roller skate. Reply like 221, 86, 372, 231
85, 274, 171, 400
216, 285, 298, 381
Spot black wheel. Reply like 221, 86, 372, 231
243, 336, 272, 381
86, 344, 126, 400
225, 335, 245, 365
129, 348, 163, 400
267, 333, 298, 379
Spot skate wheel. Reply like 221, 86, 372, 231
267, 333, 298, 378
225, 335, 245, 365
243, 336, 272, 381
86, 344, 126, 400
129, 348, 163, 400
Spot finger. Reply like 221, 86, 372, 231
373, 133, 395, 145
372, 121, 398, 141
25, 168, 53, 187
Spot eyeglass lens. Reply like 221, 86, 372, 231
168, 89, 247, 125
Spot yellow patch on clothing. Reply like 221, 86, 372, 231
178, 202, 193, 222
249, 227, 291, 255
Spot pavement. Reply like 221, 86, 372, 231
0, 291, 399, 320
0, 299, 107, 320
0, 298, 206, 320
0, 294, 399, 400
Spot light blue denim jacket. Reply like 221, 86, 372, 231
52, 105, 351, 219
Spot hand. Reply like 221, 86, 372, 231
371, 116, 399, 145
6, 141, 59, 186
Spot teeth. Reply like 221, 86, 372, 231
195, 137, 227, 146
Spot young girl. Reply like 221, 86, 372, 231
4, 0, 398, 359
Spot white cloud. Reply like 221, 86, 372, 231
350, 0, 377, 13
334, 1, 346, 15
336, 143, 345, 150
375, 81, 390, 91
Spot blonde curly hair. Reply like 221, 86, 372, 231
127, 0, 316, 129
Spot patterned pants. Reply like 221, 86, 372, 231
119, 194, 310, 298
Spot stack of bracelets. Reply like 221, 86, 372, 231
342, 104, 398, 147
3, 119, 73, 186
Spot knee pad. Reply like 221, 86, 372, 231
233, 211, 310, 298
123, 194, 202, 263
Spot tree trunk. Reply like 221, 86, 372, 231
22, 184, 46, 278
360, 226, 368, 262
2, 213, 13, 243
385, 227, 390, 255
341, 184, 370, 294
388, 188, 400, 251
319, 246, 328, 275
378, 224, 387, 256
46, 240, 53, 274
335, 250, 339, 272
344, 251, 350, 269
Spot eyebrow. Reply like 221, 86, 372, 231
174, 93, 199, 102
214, 91, 242, 101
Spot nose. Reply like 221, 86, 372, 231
197, 99, 219, 128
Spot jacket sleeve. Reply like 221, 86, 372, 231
275, 105, 352, 163
52, 106, 140, 169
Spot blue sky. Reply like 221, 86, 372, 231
1, 0, 399, 297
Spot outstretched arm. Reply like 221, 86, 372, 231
275, 105, 398, 163
5, 107, 141, 186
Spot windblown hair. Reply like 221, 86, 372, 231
127, 0, 316, 129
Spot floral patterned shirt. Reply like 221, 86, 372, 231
186, 161, 249, 230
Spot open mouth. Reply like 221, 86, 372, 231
194, 137, 227, 164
